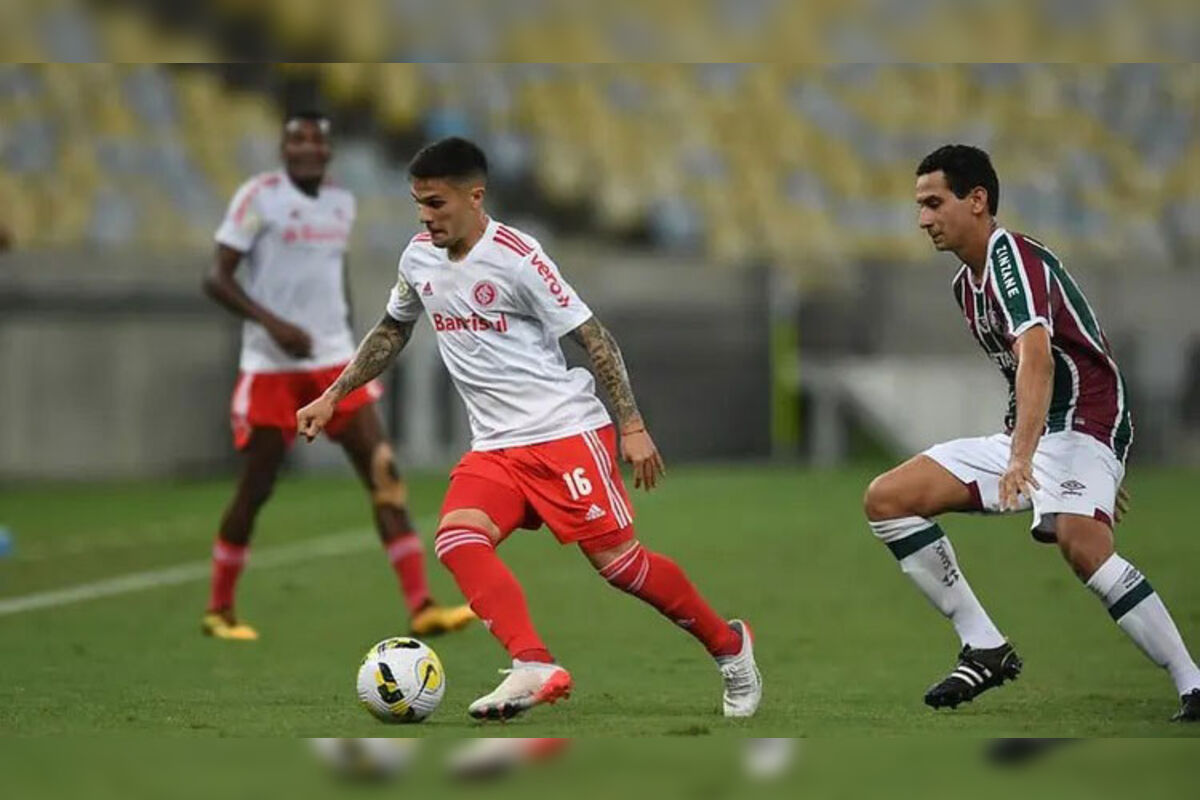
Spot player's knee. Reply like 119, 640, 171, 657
582, 537, 638, 572
435, 509, 502, 558
1058, 537, 1106, 582
864, 473, 907, 521
590, 539, 648, 592
1055, 517, 1114, 581
368, 442, 409, 511
242, 475, 277, 510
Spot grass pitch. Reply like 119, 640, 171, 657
2, 464, 1199, 737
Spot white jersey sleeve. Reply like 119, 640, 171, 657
214, 177, 267, 252
513, 246, 594, 338
386, 244, 425, 322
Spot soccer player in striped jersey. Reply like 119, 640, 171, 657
864, 144, 1199, 721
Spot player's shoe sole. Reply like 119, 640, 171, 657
201, 611, 259, 641
1172, 688, 1200, 722
924, 642, 1021, 710
468, 666, 573, 721
410, 603, 477, 637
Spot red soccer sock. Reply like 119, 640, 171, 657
434, 526, 553, 663
208, 538, 248, 613
385, 532, 432, 615
600, 544, 741, 658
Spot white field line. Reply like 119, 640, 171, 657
0, 526, 380, 618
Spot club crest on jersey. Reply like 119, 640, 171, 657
472, 280, 499, 308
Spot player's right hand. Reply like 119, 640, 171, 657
999, 455, 1039, 512
266, 317, 313, 359
296, 395, 336, 442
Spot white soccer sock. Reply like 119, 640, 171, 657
870, 516, 1006, 650
1086, 554, 1200, 696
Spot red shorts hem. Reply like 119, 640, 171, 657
230, 365, 381, 450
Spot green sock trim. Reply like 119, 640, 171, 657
886, 523, 945, 561
1108, 579, 1154, 621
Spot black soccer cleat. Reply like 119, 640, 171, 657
1172, 688, 1200, 722
924, 643, 1022, 710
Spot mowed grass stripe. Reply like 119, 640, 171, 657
0, 526, 380, 617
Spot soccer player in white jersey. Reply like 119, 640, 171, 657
864, 144, 1199, 721
201, 112, 473, 641
297, 137, 762, 720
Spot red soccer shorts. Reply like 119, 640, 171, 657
229, 363, 381, 449
442, 425, 635, 549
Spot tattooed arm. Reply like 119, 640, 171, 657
569, 316, 643, 432
569, 316, 665, 489
296, 314, 414, 441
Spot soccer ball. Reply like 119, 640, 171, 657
356, 637, 446, 723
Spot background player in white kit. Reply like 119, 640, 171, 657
297, 137, 762, 720
201, 112, 473, 641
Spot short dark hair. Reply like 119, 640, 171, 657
408, 137, 488, 182
283, 110, 331, 134
916, 144, 999, 215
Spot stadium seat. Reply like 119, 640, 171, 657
1, 4, 1196, 271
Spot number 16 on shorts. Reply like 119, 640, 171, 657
561, 467, 593, 501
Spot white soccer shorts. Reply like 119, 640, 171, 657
923, 430, 1124, 539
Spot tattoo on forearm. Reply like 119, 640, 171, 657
330, 315, 413, 399
570, 317, 642, 428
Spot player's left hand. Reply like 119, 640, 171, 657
999, 456, 1039, 512
620, 428, 665, 491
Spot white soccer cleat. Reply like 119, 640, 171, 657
717, 619, 762, 718
467, 661, 573, 721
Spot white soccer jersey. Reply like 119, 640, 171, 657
214, 171, 358, 373
386, 218, 611, 451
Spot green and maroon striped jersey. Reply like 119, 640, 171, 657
951, 228, 1133, 461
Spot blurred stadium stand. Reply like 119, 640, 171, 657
2, 2, 1200, 477
3, 58, 1199, 273
1, 4, 1197, 272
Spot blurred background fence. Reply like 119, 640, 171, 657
2, 3, 1198, 478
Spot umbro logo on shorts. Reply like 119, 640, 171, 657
585, 504, 606, 521
1060, 479, 1087, 497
